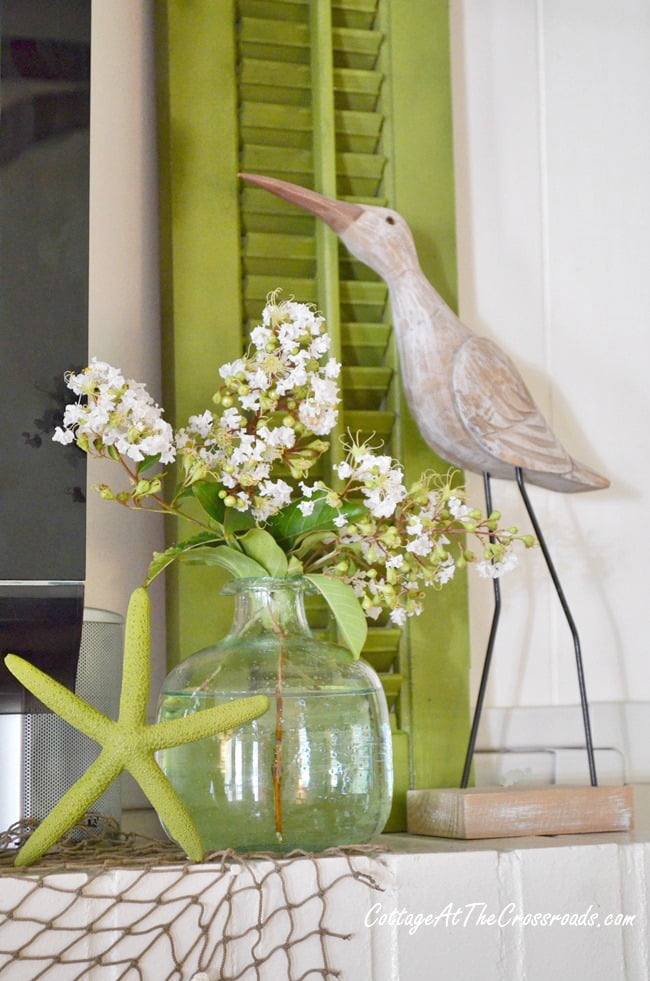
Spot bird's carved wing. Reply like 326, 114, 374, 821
452, 336, 573, 474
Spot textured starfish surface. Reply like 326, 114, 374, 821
5, 587, 269, 867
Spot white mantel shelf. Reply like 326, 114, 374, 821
1, 828, 649, 980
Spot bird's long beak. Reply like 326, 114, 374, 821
239, 173, 364, 234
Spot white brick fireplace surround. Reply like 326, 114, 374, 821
1, 830, 649, 979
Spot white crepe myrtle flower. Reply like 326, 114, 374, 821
324, 358, 340, 379
362, 474, 407, 519
298, 400, 338, 436
239, 391, 261, 412
448, 496, 473, 520
257, 425, 295, 451
52, 426, 75, 445
221, 407, 243, 431
299, 481, 317, 498
186, 411, 214, 438
52, 359, 176, 466
65, 358, 124, 397
435, 558, 456, 585
386, 554, 404, 569
406, 533, 434, 557
309, 334, 331, 358
477, 552, 519, 579
250, 325, 272, 349
253, 478, 293, 521
219, 358, 246, 380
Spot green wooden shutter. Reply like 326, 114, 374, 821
156, 0, 469, 829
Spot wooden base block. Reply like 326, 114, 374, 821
407, 785, 634, 839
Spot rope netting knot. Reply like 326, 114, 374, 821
0, 820, 388, 980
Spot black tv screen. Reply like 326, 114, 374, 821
0, 0, 90, 703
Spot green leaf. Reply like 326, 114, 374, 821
287, 556, 304, 576
224, 506, 256, 541
266, 495, 366, 551
183, 544, 267, 579
136, 454, 162, 475
304, 574, 367, 658
293, 530, 337, 561
144, 532, 225, 586
192, 481, 226, 524
239, 528, 288, 578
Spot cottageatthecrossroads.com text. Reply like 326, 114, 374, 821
364, 902, 637, 935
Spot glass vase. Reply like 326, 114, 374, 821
156, 577, 393, 853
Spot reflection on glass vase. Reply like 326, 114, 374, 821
156, 577, 393, 853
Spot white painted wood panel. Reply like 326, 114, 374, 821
88, 0, 163, 620
451, 0, 650, 711
87, 0, 165, 742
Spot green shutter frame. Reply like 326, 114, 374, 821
156, 0, 470, 829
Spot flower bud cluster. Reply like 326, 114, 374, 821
303, 439, 524, 626
175, 294, 341, 521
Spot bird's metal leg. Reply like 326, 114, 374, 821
461, 468, 598, 788
514, 466, 597, 786
460, 471, 501, 788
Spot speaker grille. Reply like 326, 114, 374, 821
23, 609, 123, 822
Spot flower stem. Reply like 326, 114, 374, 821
271, 643, 285, 839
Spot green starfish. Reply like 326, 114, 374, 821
5, 587, 268, 867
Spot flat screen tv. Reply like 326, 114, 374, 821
0, 0, 90, 709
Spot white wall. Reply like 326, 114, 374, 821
450, 0, 650, 716
87, 0, 165, 705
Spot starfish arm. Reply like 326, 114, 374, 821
147, 695, 270, 750
14, 750, 122, 867
4, 654, 112, 744
126, 753, 204, 862
117, 586, 151, 727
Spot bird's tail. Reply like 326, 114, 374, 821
526, 459, 610, 493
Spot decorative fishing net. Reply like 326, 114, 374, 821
0, 821, 386, 979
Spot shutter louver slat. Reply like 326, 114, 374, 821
344, 409, 394, 441
342, 322, 390, 366
239, 0, 308, 22
239, 17, 310, 62
241, 144, 313, 183
239, 59, 311, 106
241, 189, 315, 235
341, 366, 392, 409
336, 162, 386, 197
241, 102, 312, 148
244, 232, 315, 277
332, 0, 378, 31
336, 109, 383, 153
339, 279, 387, 319
333, 68, 383, 111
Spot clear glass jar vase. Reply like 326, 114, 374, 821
156, 577, 393, 853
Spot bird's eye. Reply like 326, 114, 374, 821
385, 216, 396, 225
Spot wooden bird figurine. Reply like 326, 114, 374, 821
239, 173, 608, 495
238, 172, 607, 787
